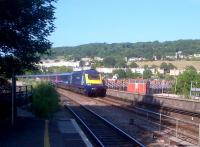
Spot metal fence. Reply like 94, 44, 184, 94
0, 85, 33, 123
16, 85, 33, 106
105, 79, 173, 94
132, 106, 200, 145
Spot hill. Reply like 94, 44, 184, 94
49, 39, 200, 60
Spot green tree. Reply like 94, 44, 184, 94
129, 62, 138, 68
91, 60, 103, 69
125, 69, 133, 78
0, 0, 56, 77
50, 40, 200, 62
143, 69, 152, 79
112, 69, 141, 79
168, 63, 177, 69
116, 58, 127, 68
160, 62, 168, 70
113, 69, 126, 78
103, 56, 116, 67
175, 68, 200, 97
126, 69, 141, 78
160, 62, 176, 74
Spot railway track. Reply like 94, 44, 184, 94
106, 90, 200, 122
95, 96, 200, 146
57, 88, 199, 146
64, 97, 145, 147
105, 95, 200, 123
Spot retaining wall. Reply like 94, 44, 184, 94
107, 89, 200, 113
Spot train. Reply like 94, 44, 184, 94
17, 69, 107, 97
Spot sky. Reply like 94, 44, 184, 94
48, 0, 200, 47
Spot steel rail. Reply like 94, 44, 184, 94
64, 99, 145, 147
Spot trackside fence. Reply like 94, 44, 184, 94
16, 85, 33, 106
0, 85, 32, 123
131, 106, 199, 145
105, 79, 173, 95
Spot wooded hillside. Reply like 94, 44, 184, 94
50, 40, 200, 60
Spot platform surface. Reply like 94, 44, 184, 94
0, 109, 92, 147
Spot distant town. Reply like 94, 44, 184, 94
39, 51, 200, 77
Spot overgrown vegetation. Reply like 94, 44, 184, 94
32, 82, 59, 118
174, 67, 200, 97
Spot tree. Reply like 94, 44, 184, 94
125, 69, 133, 78
91, 60, 103, 69
103, 56, 116, 67
129, 62, 138, 68
175, 67, 200, 97
50, 40, 200, 61
143, 69, 152, 79
112, 69, 126, 79
115, 58, 127, 68
112, 69, 141, 79
160, 62, 176, 74
0, 0, 56, 77
126, 69, 141, 79
160, 62, 168, 70
168, 63, 177, 69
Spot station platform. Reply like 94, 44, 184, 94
0, 108, 92, 147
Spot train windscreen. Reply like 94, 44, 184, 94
88, 74, 100, 80
85, 74, 102, 84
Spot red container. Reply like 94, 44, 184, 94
127, 82, 149, 94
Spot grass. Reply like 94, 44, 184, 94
136, 60, 200, 70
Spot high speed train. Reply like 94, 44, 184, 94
18, 69, 107, 97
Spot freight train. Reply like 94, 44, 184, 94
17, 69, 107, 97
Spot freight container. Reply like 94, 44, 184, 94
127, 80, 150, 94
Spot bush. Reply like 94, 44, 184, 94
32, 82, 59, 118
